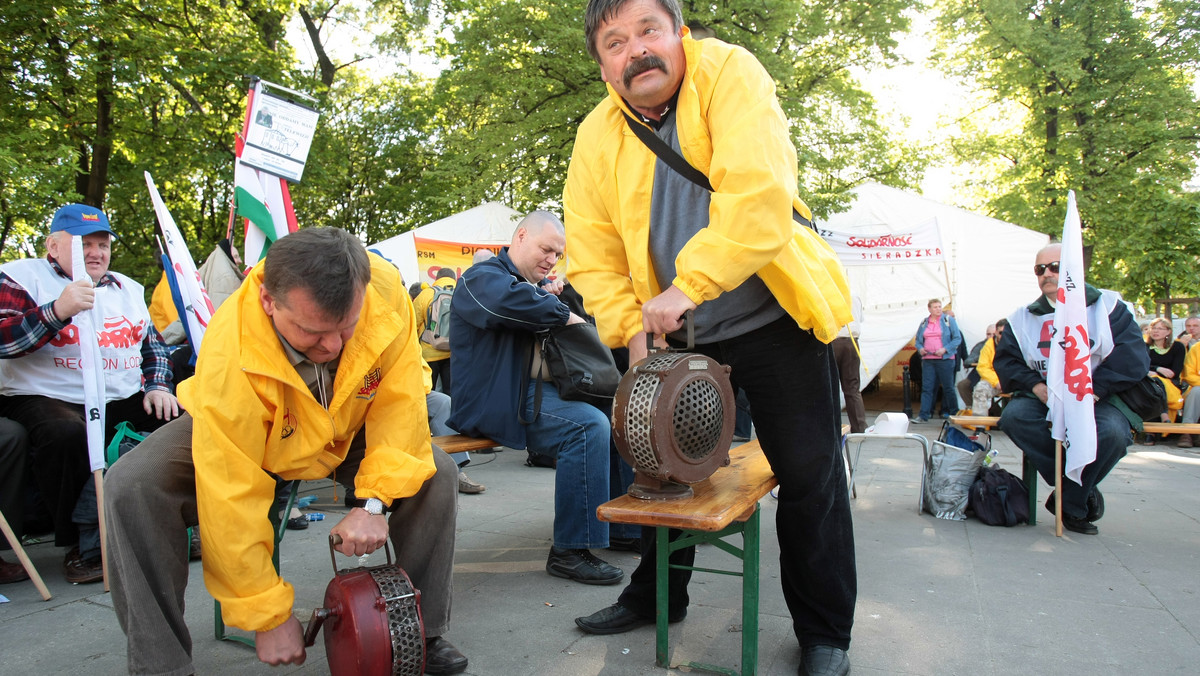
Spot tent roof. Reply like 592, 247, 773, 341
370, 202, 521, 286
819, 182, 1049, 390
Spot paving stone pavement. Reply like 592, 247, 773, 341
2, 417, 1199, 675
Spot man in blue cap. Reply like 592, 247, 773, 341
0, 203, 180, 584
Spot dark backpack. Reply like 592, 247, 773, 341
421, 284, 455, 351
1109, 375, 1168, 431
968, 466, 1029, 526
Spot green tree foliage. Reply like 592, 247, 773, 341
421, 0, 925, 218
0, 0, 294, 284
935, 0, 1200, 307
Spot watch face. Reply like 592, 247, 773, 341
365, 498, 385, 515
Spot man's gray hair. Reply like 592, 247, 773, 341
584, 0, 684, 63
263, 228, 371, 320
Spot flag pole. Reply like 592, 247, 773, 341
0, 510, 51, 600
95, 470, 109, 591
1054, 440, 1064, 537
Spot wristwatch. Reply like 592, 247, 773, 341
352, 497, 386, 515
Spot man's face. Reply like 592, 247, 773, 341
260, 285, 362, 364
1035, 248, 1060, 298
594, 0, 687, 116
1186, 318, 1200, 338
996, 324, 1006, 341
509, 225, 565, 284
47, 232, 111, 283
986, 326, 996, 340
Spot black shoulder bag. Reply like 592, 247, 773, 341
519, 323, 621, 424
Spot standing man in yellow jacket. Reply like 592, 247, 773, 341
105, 228, 467, 675
565, 2, 855, 674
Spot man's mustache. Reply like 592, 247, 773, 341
623, 55, 666, 88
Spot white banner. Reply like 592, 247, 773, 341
819, 217, 945, 265
71, 237, 107, 472
1047, 191, 1097, 485
145, 172, 216, 351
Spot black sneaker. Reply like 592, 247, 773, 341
546, 547, 623, 585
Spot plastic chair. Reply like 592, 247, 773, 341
843, 413, 931, 512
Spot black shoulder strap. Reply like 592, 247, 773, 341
621, 111, 713, 192
620, 110, 817, 231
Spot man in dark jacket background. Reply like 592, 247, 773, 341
994, 243, 1147, 535
448, 210, 636, 585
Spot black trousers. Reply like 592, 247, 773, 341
0, 393, 168, 548
429, 358, 453, 396
618, 316, 856, 650
0, 417, 28, 551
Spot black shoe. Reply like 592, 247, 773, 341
188, 527, 202, 561
1062, 514, 1099, 535
574, 603, 686, 635
1086, 487, 1104, 522
286, 515, 309, 530
424, 636, 468, 675
63, 546, 103, 584
546, 547, 623, 585
1046, 488, 1105, 523
607, 536, 640, 552
799, 644, 850, 676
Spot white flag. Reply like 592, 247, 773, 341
71, 236, 107, 472
1046, 191, 1097, 484
145, 172, 216, 351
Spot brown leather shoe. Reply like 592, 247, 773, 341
63, 546, 103, 584
1177, 434, 1193, 449
0, 554, 30, 584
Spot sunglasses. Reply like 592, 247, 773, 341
1034, 261, 1060, 276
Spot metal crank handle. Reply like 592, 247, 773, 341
644, 309, 696, 353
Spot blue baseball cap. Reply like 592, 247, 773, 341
50, 204, 116, 238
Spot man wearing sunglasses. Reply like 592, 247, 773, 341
992, 243, 1147, 534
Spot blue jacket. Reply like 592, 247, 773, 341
914, 314, 962, 361
447, 249, 570, 449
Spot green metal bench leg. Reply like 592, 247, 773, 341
1023, 454, 1038, 526
655, 525, 670, 668
741, 507, 760, 676
215, 481, 300, 645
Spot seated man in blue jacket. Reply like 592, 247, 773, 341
448, 210, 635, 585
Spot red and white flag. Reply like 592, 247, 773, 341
145, 171, 216, 351
70, 236, 107, 472
1046, 191, 1096, 484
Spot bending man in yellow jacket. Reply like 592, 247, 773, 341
565, 2, 854, 674
106, 228, 467, 675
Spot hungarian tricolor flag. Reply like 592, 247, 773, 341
234, 80, 297, 263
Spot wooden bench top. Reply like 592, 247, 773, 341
432, 434, 497, 454
949, 415, 1200, 435
597, 440, 777, 532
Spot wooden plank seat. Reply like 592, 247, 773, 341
597, 440, 777, 676
431, 434, 498, 454
947, 415, 1200, 527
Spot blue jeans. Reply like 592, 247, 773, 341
427, 391, 469, 467
999, 395, 1131, 519
522, 382, 636, 549
920, 358, 957, 419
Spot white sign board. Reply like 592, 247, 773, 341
239, 83, 320, 182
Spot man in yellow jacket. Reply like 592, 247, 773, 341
565, 2, 854, 674
1178, 323, 1200, 448
105, 228, 467, 675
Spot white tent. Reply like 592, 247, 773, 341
370, 202, 522, 286
818, 182, 1050, 390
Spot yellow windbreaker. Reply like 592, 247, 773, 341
564, 31, 851, 348
1184, 342, 1200, 388
179, 253, 434, 633
976, 337, 1000, 388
